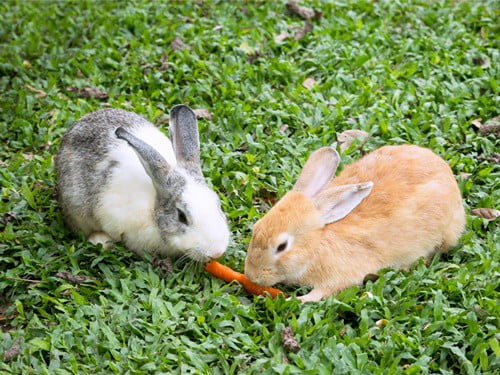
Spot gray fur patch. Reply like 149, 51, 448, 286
55, 109, 159, 235
154, 172, 189, 238
169, 105, 202, 174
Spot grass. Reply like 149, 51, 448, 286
0, 0, 499, 373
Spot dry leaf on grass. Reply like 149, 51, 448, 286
477, 153, 500, 164
274, 31, 290, 43
470, 208, 500, 221
286, 0, 322, 19
338, 129, 370, 152
193, 108, 213, 121
471, 307, 489, 319
471, 118, 482, 129
472, 57, 491, 69
24, 84, 47, 98
170, 36, 189, 51
302, 77, 316, 90
363, 273, 379, 284
486, 153, 499, 163
480, 115, 500, 136
3, 338, 20, 362
235, 143, 248, 152
480, 124, 500, 136
376, 319, 389, 328
1, 212, 18, 227
459, 172, 472, 179
246, 51, 262, 64
152, 256, 173, 277
253, 197, 272, 213
294, 20, 313, 40
159, 52, 169, 71
66, 87, 109, 99
22, 153, 35, 161
281, 326, 301, 353
472, 57, 484, 66
253, 188, 278, 212
480, 58, 491, 69
56, 272, 97, 285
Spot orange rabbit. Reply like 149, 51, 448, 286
244, 145, 465, 302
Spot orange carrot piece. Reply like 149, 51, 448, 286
205, 260, 245, 283
205, 260, 285, 298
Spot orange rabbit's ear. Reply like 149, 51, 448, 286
293, 147, 340, 198
314, 182, 373, 225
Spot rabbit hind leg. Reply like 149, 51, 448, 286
440, 206, 466, 253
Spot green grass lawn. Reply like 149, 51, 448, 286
1, 0, 499, 373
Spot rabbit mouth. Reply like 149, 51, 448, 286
246, 269, 279, 287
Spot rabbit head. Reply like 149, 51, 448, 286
115, 105, 230, 261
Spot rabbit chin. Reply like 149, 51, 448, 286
173, 180, 230, 260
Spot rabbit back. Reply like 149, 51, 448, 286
330, 145, 464, 267
56, 109, 175, 248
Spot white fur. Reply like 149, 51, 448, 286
95, 125, 177, 255
172, 173, 230, 259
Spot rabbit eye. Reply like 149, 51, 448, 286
276, 241, 287, 253
177, 208, 188, 225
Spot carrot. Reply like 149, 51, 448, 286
204, 260, 245, 283
205, 260, 285, 298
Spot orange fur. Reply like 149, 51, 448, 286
244, 145, 465, 302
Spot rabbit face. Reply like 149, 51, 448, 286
155, 171, 230, 261
245, 191, 322, 286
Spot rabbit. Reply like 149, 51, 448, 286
244, 145, 465, 302
56, 105, 230, 262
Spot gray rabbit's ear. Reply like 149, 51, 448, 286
169, 105, 202, 177
115, 127, 172, 189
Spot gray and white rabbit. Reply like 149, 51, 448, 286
56, 105, 230, 261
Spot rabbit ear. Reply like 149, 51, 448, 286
115, 127, 172, 189
169, 105, 202, 177
314, 182, 373, 225
293, 147, 340, 198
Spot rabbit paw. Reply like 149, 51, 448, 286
297, 289, 328, 303
88, 232, 113, 249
